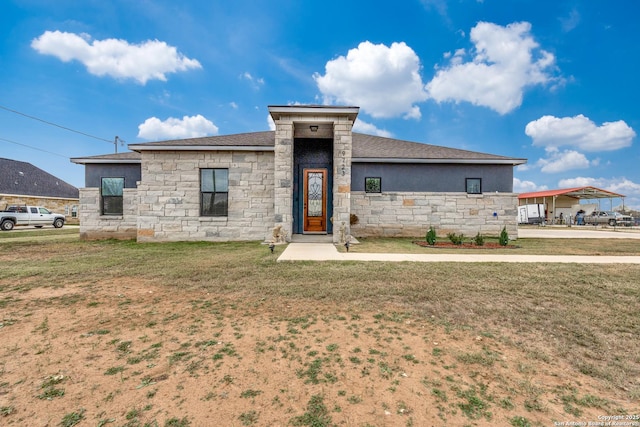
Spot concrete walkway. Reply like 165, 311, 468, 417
277, 243, 640, 263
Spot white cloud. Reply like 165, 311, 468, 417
137, 115, 218, 140
559, 8, 581, 33
536, 149, 592, 173
513, 177, 548, 193
314, 41, 428, 119
353, 120, 393, 138
525, 114, 635, 152
240, 72, 265, 89
31, 30, 201, 84
267, 114, 275, 131
425, 21, 559, 114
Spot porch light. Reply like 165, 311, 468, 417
310, 125, 318, 132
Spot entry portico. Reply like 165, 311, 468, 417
270, 105, 359, 244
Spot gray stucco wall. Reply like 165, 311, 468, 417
351, 163, 514, 193
84, 164, 141, 189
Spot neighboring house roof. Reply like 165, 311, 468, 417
0, 158, 79, 199
519, 186, 625, 200
73, 131, 525, 166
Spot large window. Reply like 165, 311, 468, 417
101, 177, 124, 215
466, 178, 482, 194
201, 169, 229, 216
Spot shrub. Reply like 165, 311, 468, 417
499, 226, 509, 246
426, 226, 437, 245
349, 214, 359, 226
473, 232, 485, 246
447, 232, 464, 245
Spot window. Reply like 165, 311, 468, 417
101, 177, 124, 215
200, 169, 228, 216
365, 177, 381, 193
466, 178, 482, 194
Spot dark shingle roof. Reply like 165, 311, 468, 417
73, 131, 525, 165
70, 151, 143, 163
0, 158, 79, 199
352, 133, 524, 163
128, 131, 275, 149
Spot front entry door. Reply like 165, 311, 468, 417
303, 168, 327, 233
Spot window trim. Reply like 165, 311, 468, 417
101, 177, 125, 215
364, 177, 382, 193
200, 168, 229, 217
465, 178, 482, 194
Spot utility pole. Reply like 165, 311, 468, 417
114, 136, 123, 153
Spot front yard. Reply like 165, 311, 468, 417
0, 233, 638, 426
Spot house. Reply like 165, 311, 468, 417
70, 105, 526, 242
0, 158, 79, 222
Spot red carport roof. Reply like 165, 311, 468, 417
518, 186, 625, 199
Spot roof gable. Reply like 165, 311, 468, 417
0, 158, 79, 199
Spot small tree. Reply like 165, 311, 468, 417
499, 226, 509, 246
426, 226, 437, 245
473, 232, 485, 246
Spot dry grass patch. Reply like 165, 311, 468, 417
0, 237, 638, 425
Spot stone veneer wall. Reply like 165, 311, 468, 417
77, 188, 138, 239
136, 151, 274, 242
350, 192, 519, 238
332, 122, 353, 243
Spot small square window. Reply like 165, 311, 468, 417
466, 178, 482, 194
365, 177, 381, 193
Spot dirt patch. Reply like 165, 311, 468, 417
0, 278, 633, 426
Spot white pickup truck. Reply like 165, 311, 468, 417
0, 206, 66, 231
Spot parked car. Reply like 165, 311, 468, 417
583, 210, 634, 227
0, 205, 66, 231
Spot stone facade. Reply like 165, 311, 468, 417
332, 121, 354, 242
78, 188, 137, 239
135, 151, 274, 242
351, 191, 518, 238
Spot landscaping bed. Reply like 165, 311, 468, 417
413, 240, 518, 249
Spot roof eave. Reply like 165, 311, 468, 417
70, 158, 142, 164
128, 145, 275, 152
268, 105, 359, 122
353, 157, 527, 165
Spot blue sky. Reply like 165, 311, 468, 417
2, 0, 639, 208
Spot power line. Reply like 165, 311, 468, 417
0, 104, 114, 144
0, 136, 70, 159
